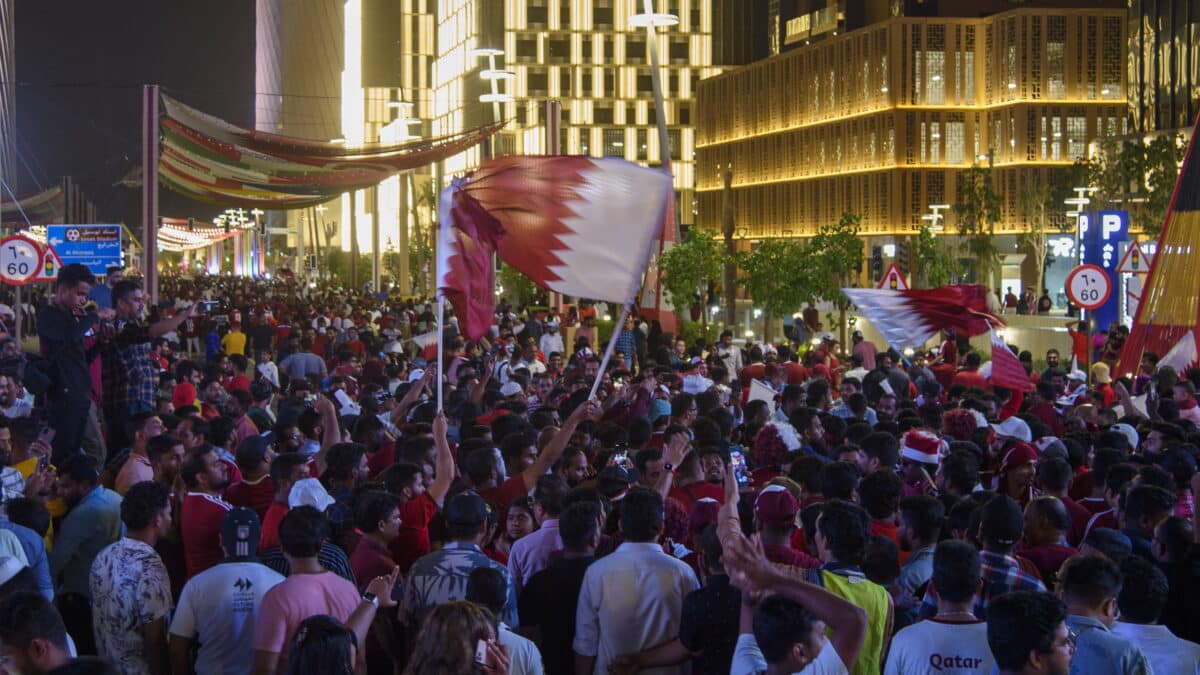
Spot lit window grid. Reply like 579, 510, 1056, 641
695, 8, 1126, 239
432, 0, 715, 223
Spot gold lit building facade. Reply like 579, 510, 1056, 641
433, 0, 723, 227
255, 0, 437, 288
694, 8, 1127, 240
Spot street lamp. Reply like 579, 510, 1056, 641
630, 0, 678, 240
922, 203, 950, 232
472, 47, 513, 125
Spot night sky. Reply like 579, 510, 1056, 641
13, 1, 255, 225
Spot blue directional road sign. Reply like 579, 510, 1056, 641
46, 225, 124, 274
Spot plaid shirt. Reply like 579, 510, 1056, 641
100, 318, 156, 415
918, 549, 1046, 620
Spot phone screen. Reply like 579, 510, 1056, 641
730, 450, 750, 487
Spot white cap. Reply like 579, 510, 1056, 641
991, 417, 1032, 443
500, 381, 523, 397
1109, 423, 1139, 451
288, 478, 336, 512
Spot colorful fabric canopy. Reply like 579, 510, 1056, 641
0, 186, 64, 226
158, 95, 502, 209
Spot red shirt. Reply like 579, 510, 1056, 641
367, 442, 396, 479
762, 543, 821, 569
349, 537, 397, 592
739, 363, 766, 389
1077, 496, 1109, 516
668, 482, 725, 510
181, 492, 233, 579
1059, 495, 1091, 547
783, 362, 809, 386
223, 476, 275, 523
1016, 543, 1078, 585
259, 501, 288, 551
390, 492, 439, 573
952, 368, 989, 390
480, 474, 529, 514
871, 520, 900, 548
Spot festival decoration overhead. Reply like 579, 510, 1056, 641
156, 217, 242, 252
1118, 111, 1200, 376
0, 186, 65, 226
157, 94, 504, 209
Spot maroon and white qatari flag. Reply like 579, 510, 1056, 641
444, 155, 672, 304
840, 284, 1003, 349
989, 327, 1034, 392
437, 176, 506, 341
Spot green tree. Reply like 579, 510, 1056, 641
911, 224, 961, 288
953, 164, 1003, 289
1089, 134, 1184, 236
409, 180, 438, 295
1018, 181, 1057, 298
805, 212, 865, 345
736, 239, 807, 342
658, 228, 725, 328
497, 263, 542, 306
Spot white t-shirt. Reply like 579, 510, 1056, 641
883, 619, 994, 675
500, 624, 545, 675
730, 633, 849, 675
169, 561, 285, 675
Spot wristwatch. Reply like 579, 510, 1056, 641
362, 591, 379, 608
664, 463, 675, 473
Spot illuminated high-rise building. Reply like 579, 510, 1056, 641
696, 4, 1126, 247
255, 0, 436, 289
433, 0, 722, 228
1128, 0, 1200, 134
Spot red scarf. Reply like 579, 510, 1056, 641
1180, 396, 1198, 411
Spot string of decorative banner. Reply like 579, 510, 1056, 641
157, 94, 504, 209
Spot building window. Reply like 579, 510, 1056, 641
637, 128, 648, 161
528, 70, 549, 95
595, 105, 614, 124
579, 128, 591, 154
595, 6, 613, 29
603, 128, 625, 157
668, 129, 682, 161
516, 38, 538, 59
669, 38, 689, 63
527, 5, 548, 26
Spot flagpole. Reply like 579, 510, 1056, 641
588, 304, 630, 401
436, 296, 445, 412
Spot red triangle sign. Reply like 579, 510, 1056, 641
1115, 241, 1152, 274
876, 263, 909, 291
33, 245, 64, 282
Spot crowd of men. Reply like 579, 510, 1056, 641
0, 263, 1195, 674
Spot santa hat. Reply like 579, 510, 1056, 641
900, 429, 947, 466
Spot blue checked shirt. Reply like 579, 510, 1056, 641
918, 549, 1046, 619
101, 318, 157, 415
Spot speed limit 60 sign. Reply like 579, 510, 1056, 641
0, 235, 41, 285
1066, 264, 1112, 310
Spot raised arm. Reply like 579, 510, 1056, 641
653, 431, 691, 500
724, 534, 868, 671
149, 303, 198, 339
470, 352, 496, 407
390, 368, 434, 425
429, 410, 456, 507
523, 399, 598, 491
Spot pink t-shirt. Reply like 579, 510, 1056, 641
114, 453, 154, 496
253, 571, 360, 668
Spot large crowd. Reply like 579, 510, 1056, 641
0, 263, 1195, 675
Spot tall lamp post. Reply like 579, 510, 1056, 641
1065, 186, 1097, 320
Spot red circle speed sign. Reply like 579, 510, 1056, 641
1065, 264, 1112, 310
